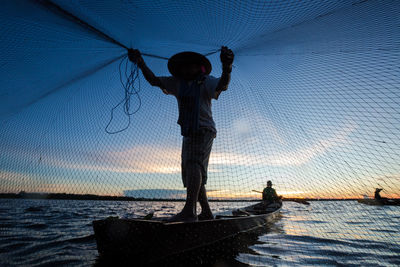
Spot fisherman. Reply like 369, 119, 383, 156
374, 188, 388, 203
262, 180, 280, 203
374, 188, 383, 200
253, 180, 281, 210
128, 46, 234, 222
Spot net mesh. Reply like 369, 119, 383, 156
0, 0, 399, 265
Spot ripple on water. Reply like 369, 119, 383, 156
0, 242, 31, 253
24, 206, 46, 212
24, 223, 48, 230
370, 228, 398, 233
65, 234, 95, 244
345, 221, 370, 225
0, 223, 14, 229
293, 219, 328, 224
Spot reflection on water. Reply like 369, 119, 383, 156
0, 199, 399, 266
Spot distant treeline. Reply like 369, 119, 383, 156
0, 191, 141, 201
0, 191, 369, 202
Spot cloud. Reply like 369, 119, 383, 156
1, 145, 184, 175
0, 170, 33, 187
1, 121, 357, 177
230, 115, 286, 145
211, 121, 357, 167
232, 118, 251, 134
0, 170, 106, 194
376, 174, 400, 181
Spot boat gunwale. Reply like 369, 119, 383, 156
93, 205, 281, 226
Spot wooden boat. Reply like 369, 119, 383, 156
357, 199, 400, 206
93, 201, 282, 263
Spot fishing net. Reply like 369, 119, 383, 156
1, 0, 399, 265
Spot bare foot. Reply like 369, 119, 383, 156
166, 212, 198, 222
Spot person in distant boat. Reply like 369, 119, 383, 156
374, 188, 388, 201
253, 180, 281, 210
263, 180, 280, 203
128, 46, 234, 222
374, 188, 383, 199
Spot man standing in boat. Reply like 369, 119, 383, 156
128, 46, 234, 222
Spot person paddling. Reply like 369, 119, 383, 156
128, 47, 234, 222
374, 188, 383, 200
374, 188, 389, 203
252, 180, 281, 210
262, 180, 280, 203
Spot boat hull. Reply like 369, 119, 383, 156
357, 199, 400, 206
93, 203, 281, 262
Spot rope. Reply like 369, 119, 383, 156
203, 49, 221, 57
105, 56, 142, 134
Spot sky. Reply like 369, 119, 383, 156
0, 0, 399, 199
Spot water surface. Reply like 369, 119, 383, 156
0, 199, 399, 266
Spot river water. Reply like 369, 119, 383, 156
0, 199, 399, 266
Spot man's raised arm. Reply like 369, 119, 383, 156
215, 46, 234, 97
128, 49, 164, 88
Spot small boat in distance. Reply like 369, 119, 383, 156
93, 201, 282, 263
358, 189, 400, 206
357, 199, 400, 206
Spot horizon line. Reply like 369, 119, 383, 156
1, 192, 397, 201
